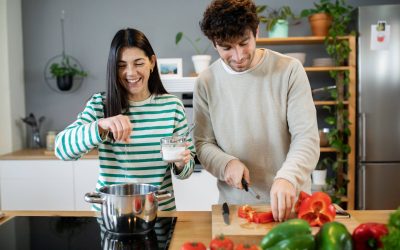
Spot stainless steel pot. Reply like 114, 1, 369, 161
84, 183, 171, 235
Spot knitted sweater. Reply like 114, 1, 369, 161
55, 93, 195, 211
193, 48, 319, 205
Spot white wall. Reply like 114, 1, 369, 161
0, 0, 26, 155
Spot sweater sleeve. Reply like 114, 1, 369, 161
172, 99, 195, 179
275, 61, 320, 190
55, 94, 104, 161
193, 76, 237, 181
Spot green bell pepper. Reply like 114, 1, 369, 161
315, 221, 353, 250
260, 219, 315, 250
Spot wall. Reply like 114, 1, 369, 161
20, 0, 400, 144
0, 0, 25, 154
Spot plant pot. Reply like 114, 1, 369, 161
192, 55, 211, 74
308, 13, 332, 36
56, 75, 74, 91
312, 169, 327, 185
268, 20, 289, 38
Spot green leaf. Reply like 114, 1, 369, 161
175, 32, 183, 45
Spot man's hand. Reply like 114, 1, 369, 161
224, 159, 250, 189
98, 115, 132, 143
270, 178, 296, 222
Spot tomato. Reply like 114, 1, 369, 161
252, 211, 274, 224
238, 205, 254, 219
297, 191, 336, 227
181, 242, 207, 250
210, 234, 234, 250
235, 243, 260, 250
294, 191, 311, 214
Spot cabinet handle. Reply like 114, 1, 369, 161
360, 113, 366, 162
358, 164, 366, 210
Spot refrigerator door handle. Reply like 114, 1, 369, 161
358, 164, 366, 210
360, 113, 366, 162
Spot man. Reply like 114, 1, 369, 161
193, 0, 319, 222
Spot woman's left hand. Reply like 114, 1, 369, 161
174, 142, 192, 169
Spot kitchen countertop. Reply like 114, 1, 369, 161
0, 148, 98, 160
0, 210, 393, 248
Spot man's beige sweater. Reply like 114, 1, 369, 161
193, 49, 320, 204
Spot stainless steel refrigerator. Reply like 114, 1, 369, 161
357, 4, 400, 209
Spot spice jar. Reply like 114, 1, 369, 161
46, 131, 56, 151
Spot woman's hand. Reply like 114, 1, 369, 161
173, 142, 192, 170
98, 115, 132, 143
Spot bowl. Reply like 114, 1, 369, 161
313, 57, 335, 67
284, 53, 306, 65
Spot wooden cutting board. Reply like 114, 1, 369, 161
212, 204, 360, 244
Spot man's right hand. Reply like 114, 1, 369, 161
224, 159, 250, 189
98, 115, 132, 143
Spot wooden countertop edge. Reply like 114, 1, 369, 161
0, 148, 98, 160
0, 210, 393, 248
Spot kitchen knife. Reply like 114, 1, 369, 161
222, 202, 230, 225
241, 178, 261, 200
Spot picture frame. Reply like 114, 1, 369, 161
157, 58, 183, 78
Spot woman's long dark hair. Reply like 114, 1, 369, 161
105, 28, 168, 118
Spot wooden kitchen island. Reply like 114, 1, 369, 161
0, 210, 393, 249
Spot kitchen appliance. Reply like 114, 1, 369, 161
356, 4, 400, 209
84, 183, 172, 234
0, 216, 176, 249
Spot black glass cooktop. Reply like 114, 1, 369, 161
0, 216, 176, 250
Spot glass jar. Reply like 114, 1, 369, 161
46, 131, 56, 151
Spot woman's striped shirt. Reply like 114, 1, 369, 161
55, 93, 195, 211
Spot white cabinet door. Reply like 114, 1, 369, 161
73, 160, 99, 210
172, 169, 219, 211
0, 160, 74, 210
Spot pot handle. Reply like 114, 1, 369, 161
84, 192, 104, 204
155, 190, 173, 201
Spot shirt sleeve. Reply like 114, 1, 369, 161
55, 94, 104, 160
193, 76, 237, 181
275, 60, 320, 190
172, 99, 195, 179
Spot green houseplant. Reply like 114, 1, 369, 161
175, 32, 212, 75
50, 56, 88, 91
257, 5, 298, 37
308, 0, 354, 205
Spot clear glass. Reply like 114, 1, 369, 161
160, 136, 186, 163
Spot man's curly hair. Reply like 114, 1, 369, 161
200, 0, 259, 44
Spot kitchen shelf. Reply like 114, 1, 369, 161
257, 36, 356, 209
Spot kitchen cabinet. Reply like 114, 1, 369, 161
0, 158, 99, 211
256, 36, 356, 209
172, 169, 219, 211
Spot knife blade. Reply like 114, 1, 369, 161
222, 202, 230, 225
241, 178, 261, 200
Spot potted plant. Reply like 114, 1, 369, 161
175, 32, 211, 75
257, 5, 299, 38
312, 157, 333, 185
50, 55, 88, 91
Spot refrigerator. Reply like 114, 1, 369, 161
357, 4, 400, 209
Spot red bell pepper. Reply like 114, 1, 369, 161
237, 205, 274, 224
297, 191, 336, 227
238, 205, 254, 219
352, 223, 388, 250
253, 211, 274, 224
295, 191, 311, 214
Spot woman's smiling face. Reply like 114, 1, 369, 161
118, 47, 155, 101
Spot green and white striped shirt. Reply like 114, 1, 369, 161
55, 93, 195, 211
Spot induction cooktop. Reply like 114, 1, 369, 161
0, 216, 176, 250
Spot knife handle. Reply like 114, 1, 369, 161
222, 202, 229, 214
241, 178, 249, 192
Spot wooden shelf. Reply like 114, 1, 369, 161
256, 36, 354, 45
315, 101, 349, 106
257, 35, 357, 209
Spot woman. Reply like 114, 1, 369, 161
55, 28, 195, 211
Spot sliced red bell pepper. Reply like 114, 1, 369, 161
295, 191, 311, 214
297, 191, 336, 227
238, 205, 254, 219
253, 211, 274, 224
352, 223, 388, 250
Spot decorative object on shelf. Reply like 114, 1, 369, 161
257, 5, 299, 38
46, 131, 57, 151
312, 157, 333, 185
157, 58, 183, 79
44, 10, 88, 93
284, 52, 306, 65
175, 32, 212, 74
312, 85, 336, 101
319, 128, 330, 147
21, 113, 45, 148
312, 57, 335, 67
